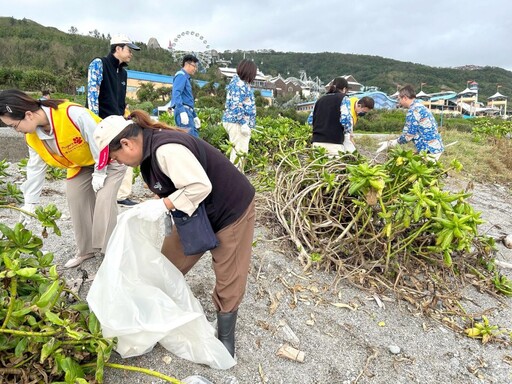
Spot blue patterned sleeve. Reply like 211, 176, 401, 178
307, 109, 314, 125
243, 86, 256, 128
340, 97, 353, 133
87, 59, 103, 115
397, 108, 418, 144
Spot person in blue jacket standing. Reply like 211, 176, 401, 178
171, 54, 201, 137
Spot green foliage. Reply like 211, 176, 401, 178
17, 157, 66, 181
0, 158, 114, 382
46, 166, 67, 181
20, 69, 57, 92
0, 17, 179, 93
196, 107, 226, 148
440, 116, 476, 132
0, 160, 181, 383
492, 273, 512, 296
245, 116, 311, 189
267, 144, 509, 326
197, 107, 223, 127
196, 95, 225, 109
356, 109, 406, 133
158, 111, 174, 125
0, 220, 115, 383
0, 160, 23, 204
131, 101, 154, 114
201, 123, 228, 149
465, 316, 501, 343
471, 118, 512, 142
136, 82, 158, 103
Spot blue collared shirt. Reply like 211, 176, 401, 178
171, 69, 194, 112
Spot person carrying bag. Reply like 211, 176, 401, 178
94, 111, 256, 358
170, 140, 219, 255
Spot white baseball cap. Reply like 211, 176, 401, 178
94, 115, 133, 170
110, 34, 140, 50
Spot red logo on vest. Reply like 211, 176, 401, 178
73, 137, 83, 145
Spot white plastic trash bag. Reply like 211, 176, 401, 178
86, 208, 236, 370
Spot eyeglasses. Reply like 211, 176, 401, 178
7, 119, 22, 130
188, 62, 198, 68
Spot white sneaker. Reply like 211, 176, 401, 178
64, 253, 95, 268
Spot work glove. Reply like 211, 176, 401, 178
376, 139, 398, 153
240, 124, 251, 136
343, 133, 356, 153
91, 172, 107, 193
132, 199, 168, 222
19, 203, 38, 226
193, 117, 201, 128
179, 111, 189, 126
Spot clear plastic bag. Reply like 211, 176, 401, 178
86, 208, 236, 370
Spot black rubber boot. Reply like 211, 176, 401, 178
217, 309, 238, 357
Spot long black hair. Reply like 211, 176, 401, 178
327, 77, 349, 94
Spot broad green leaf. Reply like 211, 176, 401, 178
45, 311, 65, 326
15, 267, 38, 277
36, 280, 60, 308
15, 337, 28, 357
40, 337, 60, 363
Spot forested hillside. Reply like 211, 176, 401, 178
233, 51, 512, 99
0, 16, 511, 99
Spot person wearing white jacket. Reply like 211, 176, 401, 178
0, 89, 125, 268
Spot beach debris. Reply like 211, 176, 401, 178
503, 234, 512, 248
278, 320, 300, 347
276, 344, 305, 363
388, 345, 401, 355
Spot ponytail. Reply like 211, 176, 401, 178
128, 109, 186, 132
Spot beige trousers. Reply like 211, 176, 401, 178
116, 166, 133, 200
161, 199, 255, 313
66, 163, 125, 255
223, 122, 251, 171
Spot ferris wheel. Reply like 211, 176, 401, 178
168, 31, 213, 71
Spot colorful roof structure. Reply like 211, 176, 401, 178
348, 91, 398, 110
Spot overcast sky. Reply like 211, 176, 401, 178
4, 0, 512, 70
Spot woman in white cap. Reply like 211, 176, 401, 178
0, 89, 125, 268
94, 110, 256, 357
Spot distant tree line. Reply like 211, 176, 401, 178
1, 16, 511, 101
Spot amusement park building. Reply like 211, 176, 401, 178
296, 79, 507, 118
125, 69, 274, 105
217, 67, 275, 101
269, 75, 304, 97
